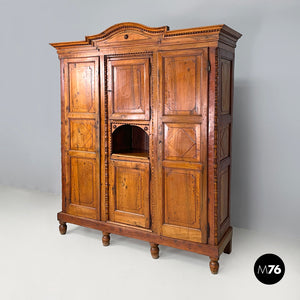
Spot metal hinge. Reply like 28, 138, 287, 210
208, 60, 211, 72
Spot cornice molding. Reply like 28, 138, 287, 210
50, 23, 242, 49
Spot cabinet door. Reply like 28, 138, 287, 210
107, 56, 151, 120
157, 49, 208, 243
109, 160, 150, 228
62, 57, 100, 220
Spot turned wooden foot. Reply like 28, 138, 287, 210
150, 243, 159, 259
224, 239, 232, 254
59, 222, 67, 235
209, 257, 219, 274
102, 232, 110, 246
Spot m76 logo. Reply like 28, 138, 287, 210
257, 265, 282, 274
254, 254, 285, 284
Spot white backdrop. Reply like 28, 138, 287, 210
0, 0, 299, 238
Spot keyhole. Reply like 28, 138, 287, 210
124, 34, 129, 39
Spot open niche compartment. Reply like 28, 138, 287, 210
111, 124, 149, 159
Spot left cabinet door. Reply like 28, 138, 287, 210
61, 57, 100, 220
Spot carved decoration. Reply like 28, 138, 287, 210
111, 122, 150, 133
104, 57, 109, 220
213, 49, 220, 245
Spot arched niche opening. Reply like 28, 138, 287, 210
112, 125, 149, 159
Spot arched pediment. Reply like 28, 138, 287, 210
85, 22, 169, 44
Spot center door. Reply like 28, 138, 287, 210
107, 54, 152, 229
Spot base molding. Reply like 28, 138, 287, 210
58, 212, 232, 260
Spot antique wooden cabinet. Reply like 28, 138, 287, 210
51, 23, 241, 274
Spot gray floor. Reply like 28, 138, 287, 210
0, 186, 299, 300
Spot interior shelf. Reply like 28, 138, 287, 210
111, 125, 149, 159
111, 151, 149, 160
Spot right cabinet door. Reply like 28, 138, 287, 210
157, 48, 208, 243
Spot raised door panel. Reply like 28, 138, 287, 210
68, 61, 96, 113
219, 167, 230, 225
107, 56, 150, 120
219, 124, 230, 161
65, 156, 98, 219
62, 57, 100, 220
109, 160, 150, 228
161, 166, 207, 243
221, 58, 232, 115
159, 49, 207, 116
164, 123, 201, 162
70, 119, 96, 152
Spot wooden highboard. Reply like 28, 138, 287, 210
51, 22, 242, 274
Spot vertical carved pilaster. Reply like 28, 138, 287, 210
104, 57, 109, 221
214, 49, 220, 245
